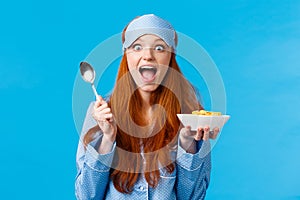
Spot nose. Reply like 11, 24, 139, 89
142, 48, 154, 61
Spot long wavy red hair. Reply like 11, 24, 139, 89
83, 19, 203, 193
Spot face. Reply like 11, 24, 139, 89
126, 34, 172, 93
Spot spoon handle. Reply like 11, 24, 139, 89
91, 84, 100, 101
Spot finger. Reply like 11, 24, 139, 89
214, 127, 220, 132
99, 107, 111, 114
181, 126, 190, 134
185, 125, 191, 131
100, 97, 106, 105
96, 94, 103, 102
104, 113, 113, 119
94, 95, 106, 107
210, 132, 218, 139
180, 127, 187, 136
202, 126, 210, 141
180, 126, 193, 140
93, 111, 113, 121
185, 126, 197, 137
194, 127, 203, 141
97, 95, 103, 100
94, 99, 101, 109
98, 102, 109, 111
210, 127, 220, 139
94, 103, 108, 114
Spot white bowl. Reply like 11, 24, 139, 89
177, 114, 230, 131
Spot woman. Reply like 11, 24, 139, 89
75, 14, 219, 200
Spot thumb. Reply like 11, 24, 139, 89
96, 95, 102, 102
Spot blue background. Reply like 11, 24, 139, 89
1, 0, 299, 199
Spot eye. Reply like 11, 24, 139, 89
154, 45, 165, 51
132, 44, 142, 51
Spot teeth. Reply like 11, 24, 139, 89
140, 66, 155, 69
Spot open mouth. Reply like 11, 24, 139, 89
139, 66, 157, 82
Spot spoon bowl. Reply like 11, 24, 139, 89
80, 62, 96, 84
79, 61, 99, 99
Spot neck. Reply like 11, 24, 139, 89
138, 90, 154, 124
138, 89, 152, 109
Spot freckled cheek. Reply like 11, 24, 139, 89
126, 54, 141, 68
127, 66, 140, 83
157, 54, 171, 66
157, 57, 171, 72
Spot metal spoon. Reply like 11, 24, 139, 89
79, 61, 99, 99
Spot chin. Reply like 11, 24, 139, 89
138, 84, 160, 93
